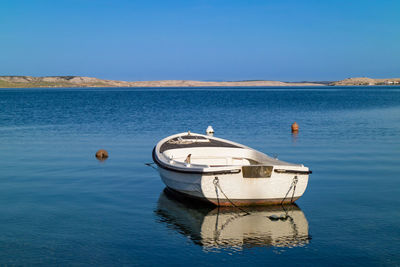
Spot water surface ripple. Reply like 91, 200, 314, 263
0, 87, 399, 265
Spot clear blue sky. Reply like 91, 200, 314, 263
1, 0, 399, 81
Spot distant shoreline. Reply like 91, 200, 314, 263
0, 76, 399, 88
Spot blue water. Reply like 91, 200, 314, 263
0, 87, 399, 265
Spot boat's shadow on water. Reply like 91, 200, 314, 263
155, 188, 311, 251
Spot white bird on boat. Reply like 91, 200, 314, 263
152, 131, 311, 206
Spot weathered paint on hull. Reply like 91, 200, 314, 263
167, 187, 300, 207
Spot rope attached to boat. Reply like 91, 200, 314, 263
280, 175, 298, 205
213, 177, 251, 215
212, 176, 302, 244
145, 162, 158, 170
213, 175, 299, 221
269, 176, 298, 221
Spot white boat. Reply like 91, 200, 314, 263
153, 131, 311, 206
156, 189, 310, 249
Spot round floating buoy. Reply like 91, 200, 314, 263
95, 149, 108, 161
291, 122, 299, 133
206, 125, 214, 136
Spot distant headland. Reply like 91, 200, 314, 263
0, 76, 399, 88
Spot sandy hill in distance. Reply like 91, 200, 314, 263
0, 76, 324, 88
0, 76, 399, 88
330, 77, 400, 86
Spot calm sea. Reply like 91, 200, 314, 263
0, 87, 399, 266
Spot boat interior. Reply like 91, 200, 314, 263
159, 133, 300, 168
162, 147, 294, 167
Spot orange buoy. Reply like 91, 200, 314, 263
95, 149, 109, 161
291, 122, 299, 133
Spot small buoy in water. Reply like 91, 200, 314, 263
291, 122, 299, 133
206, 125, 214, 136
95, 149, 108, 161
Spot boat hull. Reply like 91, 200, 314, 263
166, 187, 300, 206
158, 167, 308, 206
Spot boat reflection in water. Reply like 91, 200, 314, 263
155, 189, 311, 251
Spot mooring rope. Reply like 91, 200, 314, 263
212, 176, 250, 244
213, 177, 251, 215
277, 175, 298, 219
213, 175, 299, 221
211, 175, 305, 245
145, 162, 158, 170
280, 176, 298, 205
290, 176, 298, 203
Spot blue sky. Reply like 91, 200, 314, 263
1, 0, 399, 81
